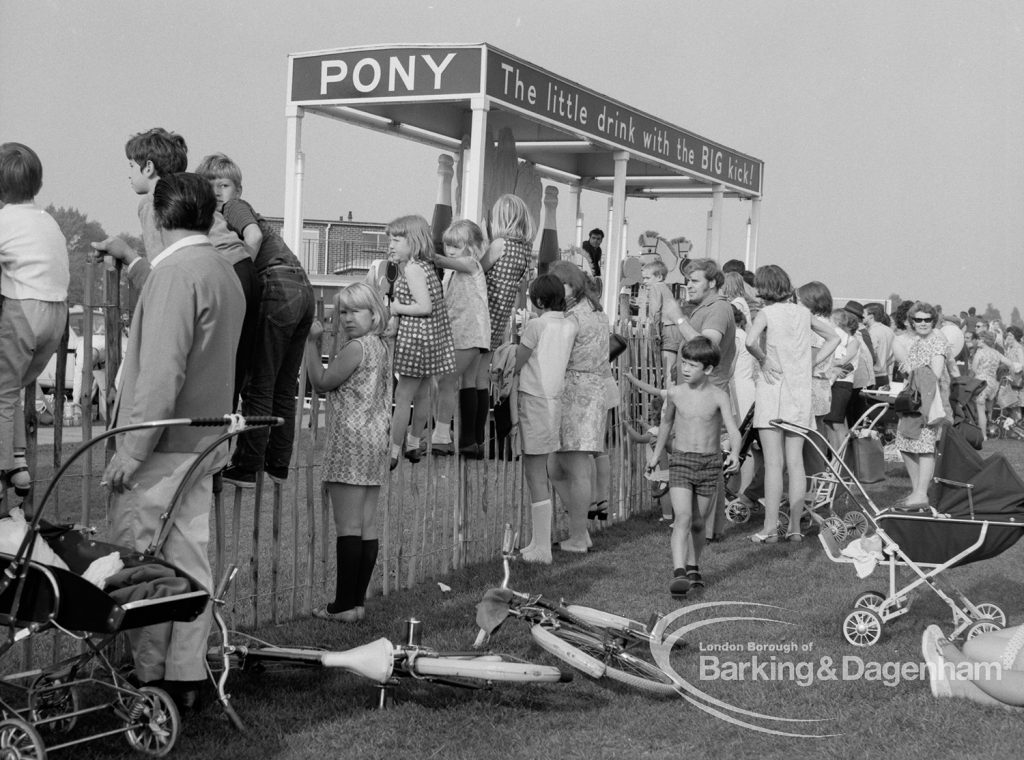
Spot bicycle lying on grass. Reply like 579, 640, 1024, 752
207, 567, 570, 726
474, 525, 678, 695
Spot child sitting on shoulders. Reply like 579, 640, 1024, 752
514, 274, 578, 564
647, 337, 740, 597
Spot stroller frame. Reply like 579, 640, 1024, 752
723, 402, 888, 540
770, 417, 1013, 648
0, 414, 280, 758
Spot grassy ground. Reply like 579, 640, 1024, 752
39, 438, 1021, 759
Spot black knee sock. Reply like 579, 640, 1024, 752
458, 388, 477, 447
475, 389, 490, 445
329, 536, 364, 613
357, 539, 379, 605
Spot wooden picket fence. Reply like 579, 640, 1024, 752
6, 263, 665, 638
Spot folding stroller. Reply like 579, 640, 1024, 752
771, 418, 1023, 648
0, 415, 278, 756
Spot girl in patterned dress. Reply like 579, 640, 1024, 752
547, 261, 611, 553
304, 283, 391, 622
386, 215, 456, 468
454, 194, 535, 458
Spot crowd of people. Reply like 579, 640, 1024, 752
4, 136, 1024, 715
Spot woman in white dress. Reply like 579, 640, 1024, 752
745, 266, 839, 543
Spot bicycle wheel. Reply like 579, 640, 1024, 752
533, 625, 678, 695
412, 652, 569, 684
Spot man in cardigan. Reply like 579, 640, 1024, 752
95, 173, 244, 712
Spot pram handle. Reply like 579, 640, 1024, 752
35, 415, 284, 525
189, 416, 284, 428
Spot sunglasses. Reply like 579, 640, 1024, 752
911, 317, 934, 324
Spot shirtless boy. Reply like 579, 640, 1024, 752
647, 337, 740, 596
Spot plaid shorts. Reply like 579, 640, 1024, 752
669, 451, 722, 497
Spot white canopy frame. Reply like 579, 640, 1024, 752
283, 43, 764, 318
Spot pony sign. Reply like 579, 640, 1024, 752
319, 53, 456, 95
291, 47, 483, 102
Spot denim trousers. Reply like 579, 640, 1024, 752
232, 267, 314, 472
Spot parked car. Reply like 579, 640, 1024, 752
36, 306, 106, 398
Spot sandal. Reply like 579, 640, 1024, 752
785, 532, 805, 542
748, 532, 779, 544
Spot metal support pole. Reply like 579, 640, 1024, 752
568, 182, 583, 246
460, 97, 489, 226
282, 105, 305, 255
749, 197, 762, 272
710, 184, 724, 261
602, 150, 629, 320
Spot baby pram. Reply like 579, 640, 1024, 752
771, 417, 1023, 648
0, 414, 279, 757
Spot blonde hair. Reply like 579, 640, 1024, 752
489, 194, 536, 244
336, 282, 389, 336
194, 152, 243, 187
385, 215, 433, 260
442, 219, 485, 259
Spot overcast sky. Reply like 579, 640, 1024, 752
2, 0, 1021, 315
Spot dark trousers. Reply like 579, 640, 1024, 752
232, 267, 314, 472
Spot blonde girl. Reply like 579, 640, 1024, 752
305, 283, 391, 622
454, 194, 536, 458
428, 219, 491, 454
386, 215, 456, 467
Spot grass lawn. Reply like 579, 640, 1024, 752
33, 439, 1024, 759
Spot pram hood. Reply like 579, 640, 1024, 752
929, 423, 1024, 519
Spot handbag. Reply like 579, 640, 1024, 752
608, 332, 629, 362
892, 379, 921, 415
843, 434, 886, 484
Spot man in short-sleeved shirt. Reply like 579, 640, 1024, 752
666, 259, 735, 391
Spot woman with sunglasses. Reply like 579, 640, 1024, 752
895, 302, 952, 506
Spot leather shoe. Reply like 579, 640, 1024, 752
161, 679, 205, 714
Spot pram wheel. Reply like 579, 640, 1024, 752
842, 608, 883, 647
776, 511, 790, 539
28, 676, 80, 734
724, 500, 750, 524
843, 511, 868, 538
0, 717, 45, 760
123, 686, 180, 757
822, 516, 848, 542
853, 591, 886, 612
965, 619, 1003, 641
974, 602, 1007, 628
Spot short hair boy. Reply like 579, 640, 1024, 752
640, 259, 682, 383
647, 337, 740, 597
124, 128, 188, 257
92, 130, 259, 405
194, 152, 315, 487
